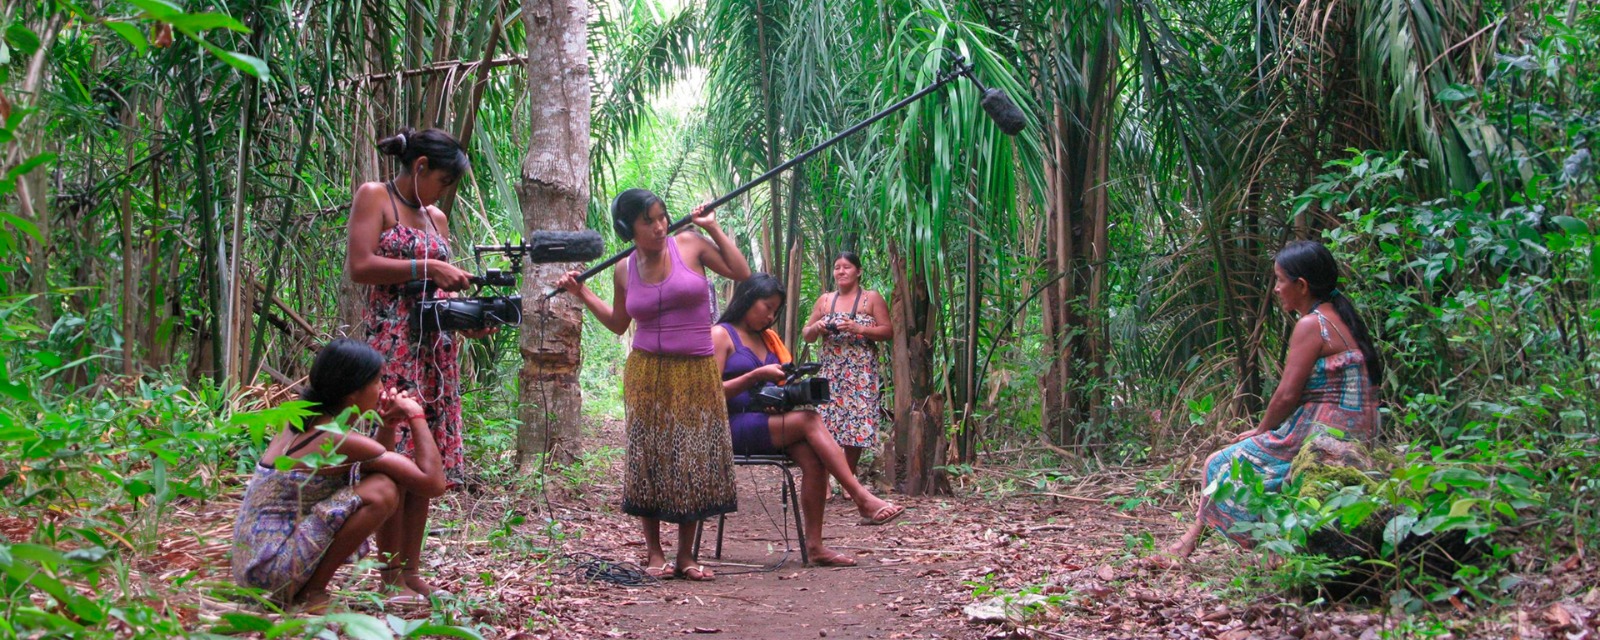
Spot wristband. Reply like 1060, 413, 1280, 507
408, 413, 426, 422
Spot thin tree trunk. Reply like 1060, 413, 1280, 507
227, 68, 261, 383
10, 13, 62, 326
781, 166, 804, 345
516, 0, 592, 467
422, 0, 459, 128
753, 0, 782, 281
120, 104, 139, 377
183, 57, 225, 385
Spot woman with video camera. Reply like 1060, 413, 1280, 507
716, 274, 906, 565
232, 339, 447, 613
555, 188, 749, 581
802, 252, 893, 484
346, 127, 489, 602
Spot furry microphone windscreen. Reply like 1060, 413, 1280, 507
980, 88, 1027, 136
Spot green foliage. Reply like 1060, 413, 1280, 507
0, 294, 484, 637
1217, 425, 1544, 608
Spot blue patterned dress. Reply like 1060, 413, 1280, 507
1202, 310, 1378, 545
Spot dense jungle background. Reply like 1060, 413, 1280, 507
1, 0, 1597, 637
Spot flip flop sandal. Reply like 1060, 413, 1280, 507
674, 564, 715, 581
383, 592, 431, 609
643, 563, 674, 579
859, 504, 906, 526
807, 551, 858, 567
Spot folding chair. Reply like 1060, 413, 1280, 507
694, 454, 809, 567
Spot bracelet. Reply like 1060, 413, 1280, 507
410, 258, 417, 278
408, 413, 426, 422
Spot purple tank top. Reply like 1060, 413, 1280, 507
626, 238, 714, 356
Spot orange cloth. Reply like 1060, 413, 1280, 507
762, 329, 792, 365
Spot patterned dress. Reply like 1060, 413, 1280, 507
818, 290, 881, 449
1202, 310, 1378, 545
363, 220, 465, 484
231, 463, 365, 604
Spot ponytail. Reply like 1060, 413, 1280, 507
1276, 241, 1383, 386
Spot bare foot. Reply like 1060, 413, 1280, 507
296, 590, 331, 616
403, 571, 450, 596
1144, 539, 1195, 569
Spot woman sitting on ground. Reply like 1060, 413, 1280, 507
232, 339, 448, 611
714, 274, 906, 567
1154, 241, 1381, 565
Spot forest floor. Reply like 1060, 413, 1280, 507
112, 417, 1599, 639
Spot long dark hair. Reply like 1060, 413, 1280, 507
717, 273, 786, 329
1275, 241, 1383, 385
299, 338, 386, 422
376, 127, 468, 180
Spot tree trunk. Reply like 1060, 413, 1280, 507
889, 243, 950, 496
515, 0, 591, 468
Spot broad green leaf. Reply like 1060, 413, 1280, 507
218, 612, 276, 632
404, 624, 485, 639
322, 613, 395, 640
4, 23, 40, 56
7, 152, 58, 180
167, 12, 250, 33
1383, 513, 1416, 551
201, 41, 270, 80
125, 0, 183, 20
103, 21, 148, 54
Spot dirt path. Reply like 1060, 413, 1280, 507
143, 418, 1595, 639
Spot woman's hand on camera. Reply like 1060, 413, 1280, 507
690, 202, 718, 230
460, 327, 498, 339
753, 363, 787, 383
380, 387, 425, 425
427, 260, 474, 291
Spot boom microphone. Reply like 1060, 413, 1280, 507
980, 88, 1027, 136
477, 230, 605, 263
548, 49, 1027, 297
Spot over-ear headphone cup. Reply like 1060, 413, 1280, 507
613, 218, 633, 241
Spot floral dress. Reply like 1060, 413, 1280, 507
1201, 310, 1378, 544
363, 209, 465, 484
818, 290, 881, 449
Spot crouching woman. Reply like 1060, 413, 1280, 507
231, 339, 447, 612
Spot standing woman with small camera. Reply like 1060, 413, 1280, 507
346, 127, 488, 602
802, 252, 893, 485
555, 188, 751, 581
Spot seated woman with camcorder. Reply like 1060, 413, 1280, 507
713, 274, 906, 566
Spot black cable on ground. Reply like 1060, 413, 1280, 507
561, 552, 661, 587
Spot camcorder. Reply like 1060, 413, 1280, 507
407, 230, 604, 334
747, 362, 832, 413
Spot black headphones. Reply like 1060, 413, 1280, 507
611, 193, 635, 241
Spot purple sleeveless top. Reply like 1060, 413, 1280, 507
626, 238, 714, 356
718, 323, 781, 415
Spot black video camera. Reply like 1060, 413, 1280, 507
747, 362, 831, 413
407, 230, 604, 334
